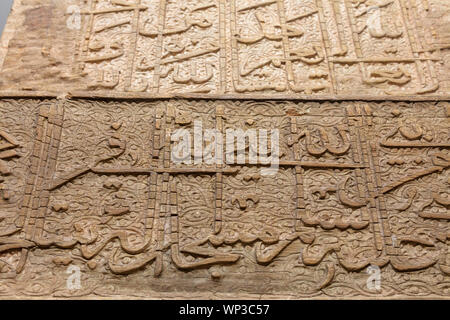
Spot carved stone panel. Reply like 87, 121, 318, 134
0, 0, 449, 98
0, 98, 448, 299
0, 0, 449, 301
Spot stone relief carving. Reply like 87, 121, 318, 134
0, 98, 448, 298
0, 0, 449, 97
0, 0, 448, 301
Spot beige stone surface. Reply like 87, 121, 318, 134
0, 0, 449, 97
0, 0, 449, 299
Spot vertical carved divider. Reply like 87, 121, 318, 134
345, 104, 395, 257
316, 0, 337, 94
344, 105, 378, 253
290, 116, 305, 233
19, 101, 65, 240
152, 0, 168, 93
218, 0, 227, 94
152, 105, 165, 253
15, 100, 65, 272
214, 105, 224, 235
163, 102, 173, 249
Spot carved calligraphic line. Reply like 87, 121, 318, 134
381, 141, 450, 148
81, 6, 147, 15
235, 160, 365, 168
279, 161, 365, 169
0, 130, 19, 149
94, 19, 131, 33
49, 167, 238, 191
80, 48, 124, 63
238, 0, 276, 12
0, 149, 18, 159
286, 10, 318, 22
419, 212, 450, 220
402, 0, 440, 95
330, 57, 441, 63
92, 167, 239, 174
151, 0, 168, 93
329, 0, 348, 57
316, 0, 337, 94
48, 168, 90, 191
219, 0, 227, 93
192, 3, 217, 12
379, 165, 446, 195
139, 46, 220, 71
160, 47, 220, 66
